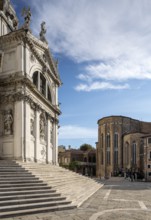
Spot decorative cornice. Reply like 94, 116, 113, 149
0, 75, 61, 115
0, 91, 60, 121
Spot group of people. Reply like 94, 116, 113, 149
124, 171, 138, 182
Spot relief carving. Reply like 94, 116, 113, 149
40, 113, 46, 139
30, 118, 34, 136
4, 109, 13, 135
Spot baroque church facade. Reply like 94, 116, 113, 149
96, 115, 151, 179
0, 0, 61, 163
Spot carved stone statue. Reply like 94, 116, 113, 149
40, 114, 45, 139
3, 0, 18, 29
4, 110, 13, 135
22, 7, 31, 30
39, 21, 47, 43
50, 122, 53, 144
30, 118, 34, 136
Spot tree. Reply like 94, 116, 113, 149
69, 161, 79, 171
79, 143, 94, 151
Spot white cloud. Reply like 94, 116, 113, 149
59, 125, 97, 139
75, 81, 129, 92
29, 0, 151, 91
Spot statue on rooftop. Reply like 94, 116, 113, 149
39, 21, 47, 43
3, 0, 10, 15
22, 7, 31, 30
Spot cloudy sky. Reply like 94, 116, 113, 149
13, 0, 151, 148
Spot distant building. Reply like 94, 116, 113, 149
58, 149, 96, 176
142, 134, 151, 181
96, 115, 151, 179
58, 145, 66, 153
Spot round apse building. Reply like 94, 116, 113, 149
96, 115, 151, 179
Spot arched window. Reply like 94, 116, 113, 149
125, 142, 129, 165
101, 133, 103, 148
114, 133, 118, 165
106, 133, 110, 165
33, 71, 38, 89
40, 74, 46, 96
48, 86, 52, 102
132, 141, 136, 165
32, 71, 53, 103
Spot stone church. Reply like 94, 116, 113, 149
0, 0, 61, 163
96, 115, 151, 179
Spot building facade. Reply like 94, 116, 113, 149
142, 134, 151, 181
59, 149, 96, 176
0, 0, 61, 163
96, 115, 151, 179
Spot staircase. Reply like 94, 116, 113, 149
0, 160, 75, 218
18, 162, 103, 207
0, 160, 103, 218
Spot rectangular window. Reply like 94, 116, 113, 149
101, 134, 103, 148
132, 142, 136, 165
148, 165, 150, 168
101, 150, 103, 165
148, 138, 151, 144
107, 151, 110, 165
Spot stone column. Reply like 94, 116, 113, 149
24, 102, 31, 161
35, 109, 40, 162
46, 117, 50, 163
52, 120, 58, 165
14, 101, 24, 160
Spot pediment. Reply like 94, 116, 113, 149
26, 33, 61, 86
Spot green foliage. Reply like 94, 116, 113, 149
69, 161, 79, 171
79, 143, 94, 151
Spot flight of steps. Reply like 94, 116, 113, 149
18, 161, 103, 207
0, 160, 75, 218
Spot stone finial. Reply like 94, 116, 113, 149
39, 21, 47, 43
22, 7, 31, 30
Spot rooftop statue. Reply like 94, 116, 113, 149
3, 0, 18, 29
39, 21, 47, 43
3, 0, 10, 15
22, 7, 31, 30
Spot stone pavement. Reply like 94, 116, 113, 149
2, 177, 151, 220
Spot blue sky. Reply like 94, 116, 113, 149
12, 0, 151, 148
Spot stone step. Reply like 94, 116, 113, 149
0, 204, 76, 218
0, 192, 62, 201
0, 196, 67, 206
0, 188, 56, 196
0, 182, 48, 187
0, 185, 52, 191
0, 179, 43, 184
0, 176, 40, 180
0, 200, 71, 212
0, 173, 36, 177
